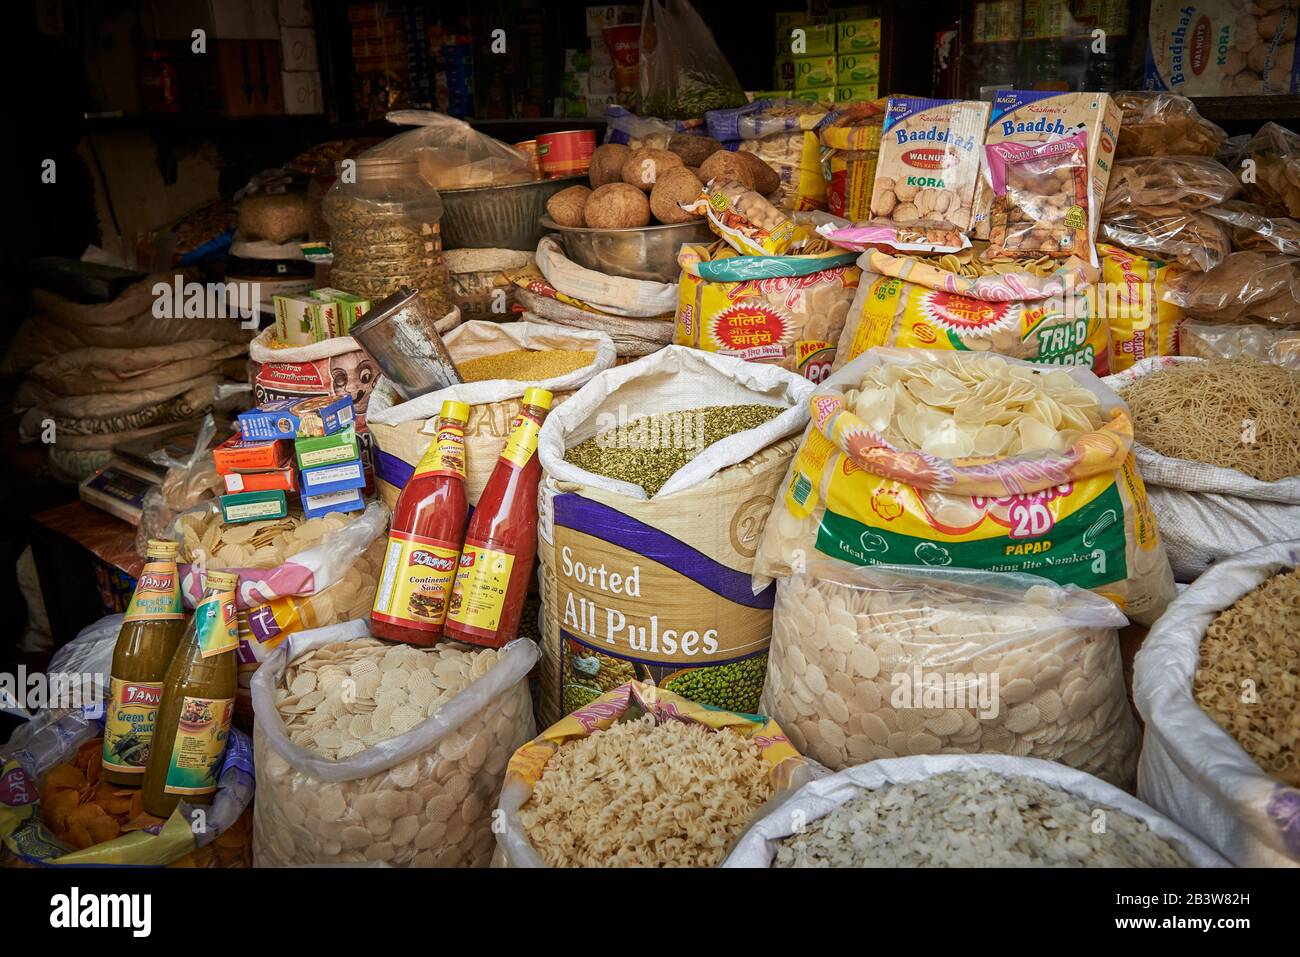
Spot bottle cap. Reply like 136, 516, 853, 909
523, 387, 553, 411
205, 570, 240, 592
440, 399, 471, 423
146, 539, 180, 560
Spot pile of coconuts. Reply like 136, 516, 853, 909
545, 133, 781, 230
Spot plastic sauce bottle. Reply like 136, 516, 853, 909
444, 388, 552, 648
103, 539, 186, 786
371, 399, 471, 645
142, 569, 240, 817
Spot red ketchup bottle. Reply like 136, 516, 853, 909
444, 387, 553, 648
370, 399, 470, 645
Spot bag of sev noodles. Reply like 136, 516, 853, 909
834, 246, 1110, 376
1104, 357, 1300, 582
755, 348, 1176, 625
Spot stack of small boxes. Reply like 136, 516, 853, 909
559, 6, 628, 118
218, 394, 366, 525
272, 289, 371, 346
773, 5, 882, 105
278, 0, 323, 115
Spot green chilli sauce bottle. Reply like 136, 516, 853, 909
142, 569, 239, 817
103, 539, 185, 787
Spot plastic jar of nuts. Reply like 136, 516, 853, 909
250, 621, 537, 867
323, 155, 453, 322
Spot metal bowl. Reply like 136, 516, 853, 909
440, 176, 587, 251
540, 217, 713, 283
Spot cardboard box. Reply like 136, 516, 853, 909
214, 434, 292, 473
589, 63, 616, 94
221, 489, 288, 524
1145, 0, 1300, 96
974, 90, 1123, 240
309, 288, 370, 334
778, 21, 835, 57
775, 54, 796, 90
300, 487, 366, 519
276, 0, 314, 27
295, 426, 361, 469
837, 17, 882, 53
794, 55, 836, 90
774, 11, 810, 32
791, 87, 836, 103
238, 395, 354, 441
585, 5, 638, 38
835, 4, 877, 21
273, 293, 334, 344
282, 70, 323, 115
184, 39, 283, 116
836, 83, 879, 103
836, 53, 880, 86
280, 26, 318, 71
300, 458, 367, 496
221, 466, 298, 494
148, 0, 279, 39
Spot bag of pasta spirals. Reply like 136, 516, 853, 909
834, 246, 1109, 376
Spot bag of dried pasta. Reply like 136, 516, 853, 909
834, 247, 1110, 375
754, 347, 1177, 625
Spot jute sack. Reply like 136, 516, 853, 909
1105, 356, 1300, 581
534, 346, 814, 726
365, 321, 614, 508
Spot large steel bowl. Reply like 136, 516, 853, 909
439, 176, 587, 251
540, 217, 713, 283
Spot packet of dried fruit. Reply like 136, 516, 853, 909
985, 132, 1094, 265
686, 180, 823, 257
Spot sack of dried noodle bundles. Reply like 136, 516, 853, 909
535, 347, 814, 725
252, 621, 537, 867
766, 562, 1139, 787
725, 755, 1228, 867
754, 348, 1176, 625
1134, 540, 1300, 867
1106, 356, 1300, 581
985, 132, 1094, 264
493, 680, 809, 868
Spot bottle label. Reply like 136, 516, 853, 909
122, 560, 184, 622
195, 590, 239, 658
447, 543, 515, 633
414, 422, 467, 479
499, 414, 542, 469
102, 678, 164, 774
372, 531, 461, 630
162, 695, 234, 796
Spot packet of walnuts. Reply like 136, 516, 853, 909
985, 132, 1094, 264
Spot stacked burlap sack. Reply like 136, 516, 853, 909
7, 273, 253, 481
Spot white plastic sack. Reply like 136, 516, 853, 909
250, 620, 537, 867
534, 236, 679, 318
724, 754, 1230, 867
1133, 539, 1300, 867
1106, 357, 1300, 581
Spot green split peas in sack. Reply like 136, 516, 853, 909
754, 348, 1177, 625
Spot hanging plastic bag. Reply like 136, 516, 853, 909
367, 111, 533, 189
637, 0, 747, 120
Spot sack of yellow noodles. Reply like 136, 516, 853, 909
754, 347, 1177, 625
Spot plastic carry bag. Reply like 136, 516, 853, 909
766, 562, 1139, 787
368, 110, 533, 189
1205, 200, 1300, 255
1113, 91, 1226, 159
493, 680, 811, 867
723, 754, 1230, 867
755, 347, 1177, 625
1133, 540, 1300, 867
1216, 121, 1300, 218
1160, 251, 1300, 323
250, 620, 537, 867
1102, 156, 1241, 216
1104, 357, 1300, 581
1099, 208, 1231, 272
637, 0, 747, 120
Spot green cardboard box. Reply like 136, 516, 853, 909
835, 83, 879, 103
794, 55, 836, 90
836, 52, 880, 86
837, 17, 882, 53
295, 425, 361, 469
778, 21, 835, 56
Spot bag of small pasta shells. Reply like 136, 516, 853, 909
835, 248, 1109, 376
251, 620, 537, 867
724, 754, 1229, 868
170, 502, 390, 723
765, 561, 1139, 787
493, 680, 811, 868
1134, 540, 1300, 867
754, 347, 1176, 625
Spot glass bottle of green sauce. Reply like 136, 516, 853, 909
142, 569, 239, 817
103, 539, 185, 786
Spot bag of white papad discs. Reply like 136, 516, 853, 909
755, 347, 1177, 625
723, 755, 1229, 867
251, 620, 537, 867
766, 561, 1140, 788
365, 320, 615, 508
1133, 540, 1300, 867
535, 345, 816, 727
1105, 357, 1300, 582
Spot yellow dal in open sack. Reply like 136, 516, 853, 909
755, 348, 1176, 625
